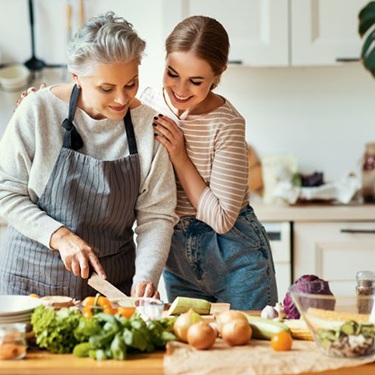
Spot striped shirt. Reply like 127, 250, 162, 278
141, 87, 249, 234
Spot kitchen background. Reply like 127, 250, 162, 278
0, 0, 375, 299
0, 0, 374, 183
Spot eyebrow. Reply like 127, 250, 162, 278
167, 65, 204, 80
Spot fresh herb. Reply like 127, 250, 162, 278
31, 305, 81, 354
31, 306, 177, 361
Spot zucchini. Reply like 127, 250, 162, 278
242, 313, 291, 340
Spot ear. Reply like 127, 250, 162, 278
71, 73, 81, 88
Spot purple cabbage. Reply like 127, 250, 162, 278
283, 274, 335, 319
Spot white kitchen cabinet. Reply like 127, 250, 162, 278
163, 0, 367, 66
293, 222, 375, 287
291, 0, 368, 65
162, 0, 288, 66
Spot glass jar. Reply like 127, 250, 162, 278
361, 142, 375, 203
356, 270, 375, 314
0, 323, 27, 360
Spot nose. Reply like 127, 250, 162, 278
113, 89, 128, 104
175, 80, 189, 94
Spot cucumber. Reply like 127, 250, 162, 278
167, 296, 211, 315
242, 313, 291, 340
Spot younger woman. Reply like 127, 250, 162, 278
142, 16, 278, 310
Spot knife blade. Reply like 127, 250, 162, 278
88, 272, 128, 299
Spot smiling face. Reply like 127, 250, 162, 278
74, 61, 140, 120
163, 50, 220, 116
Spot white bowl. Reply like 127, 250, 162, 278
0, 64, 30, 91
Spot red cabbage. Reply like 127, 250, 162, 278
283, 274, 335, 319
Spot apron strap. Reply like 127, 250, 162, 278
124, 110, 137, 155
61, 84, 84, 151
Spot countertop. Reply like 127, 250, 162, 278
0, 348, 374, 375
1, 202, 375, 226
252, 201, 375, 222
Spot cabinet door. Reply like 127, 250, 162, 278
294, 222, 375, 283
291, 0, 368, 65
163, 0, 289, 66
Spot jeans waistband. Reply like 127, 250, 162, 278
177, 204, 254, 234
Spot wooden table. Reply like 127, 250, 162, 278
0, 348, 374, 375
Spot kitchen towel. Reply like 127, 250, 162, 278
164, 339, 375, 375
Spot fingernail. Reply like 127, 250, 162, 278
152, 122, 157, 126
153, 116, 158, 120
158, 114, 163, 117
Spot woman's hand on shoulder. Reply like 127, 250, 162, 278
16, 83, 47, 106
153, 114, 189, 167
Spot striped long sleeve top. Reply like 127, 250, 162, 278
141, 87, 249, 234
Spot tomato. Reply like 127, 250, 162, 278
270, 331, 293, 351
82, 294, 115, 317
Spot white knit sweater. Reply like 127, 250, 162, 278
0, 86, 178, 286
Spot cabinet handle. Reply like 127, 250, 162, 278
340, 229, 375, 234
228, 60, 243, 65
335, 58, 360, 63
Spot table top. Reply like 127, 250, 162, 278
0, 346, 374, 375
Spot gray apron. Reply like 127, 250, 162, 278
0, 85, 140, 299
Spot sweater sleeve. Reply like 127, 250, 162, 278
195, 115, 249, 234
132, 139, 178, 287
0, 97, 64, 248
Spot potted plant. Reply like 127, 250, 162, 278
359, 1, 375, 77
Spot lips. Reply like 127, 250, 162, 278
173, 91, 192, 103
110, 105, 127, 112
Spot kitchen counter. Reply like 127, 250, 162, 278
252, 201, 375, 222
0, 348, 374, 375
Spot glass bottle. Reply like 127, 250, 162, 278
362, 142, 375, 203
356, 270, 375, 314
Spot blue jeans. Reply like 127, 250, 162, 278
163, 205, 278, 310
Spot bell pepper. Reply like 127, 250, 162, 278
82, 294, 116, 317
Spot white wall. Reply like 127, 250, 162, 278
1, 0, 375, 182
216, 63, 375, 182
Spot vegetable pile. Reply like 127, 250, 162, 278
31, 305, 176, 360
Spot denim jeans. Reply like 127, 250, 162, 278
163, 205, 278, 310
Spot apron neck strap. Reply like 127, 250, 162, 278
124, 110, 137, 155
62, 84, 84, 151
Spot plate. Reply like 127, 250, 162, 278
0, 295, 42, 316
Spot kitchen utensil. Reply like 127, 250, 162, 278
24, 0, 66, 73
24, 0, 46, 72
87, 272, 128, 299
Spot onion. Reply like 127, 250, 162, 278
215, 310, 248, 333
221, 319, 252, 346
187, 322, 217, 350
173, 308, 202, 342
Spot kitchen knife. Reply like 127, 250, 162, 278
88, 272, 128, 299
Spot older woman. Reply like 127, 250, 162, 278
0, 12, 177, 300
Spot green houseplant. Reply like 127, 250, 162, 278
359, 1, 375, 77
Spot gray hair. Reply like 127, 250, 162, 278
67, 12, 146, 76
